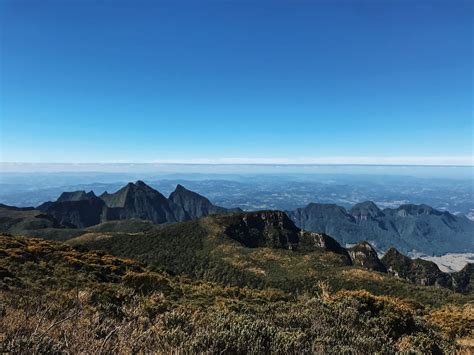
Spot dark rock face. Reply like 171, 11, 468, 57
288, 201, 474, 255
38, 194, 106, 228
347, 241, 387, 272
223, 211, 301, 249
299, 231, 351, 262
381, 248, 452, 288
168, 184, 232, 219
57, 191, 97, 202
222, 211, 351, 265
100, 181, 185, 224
452, 263, 473, 293
34, 181, 239, 228
350, 201, 385, 220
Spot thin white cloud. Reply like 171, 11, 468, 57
147, 156, 473, 166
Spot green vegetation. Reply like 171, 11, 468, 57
67, 214, 472, 307
1, 234, 472, 353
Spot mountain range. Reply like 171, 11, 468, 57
36, 181, 239, 228
1, 180, 472, 257
287, 201, 474, 255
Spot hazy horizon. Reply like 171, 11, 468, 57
1, 162, 473, 180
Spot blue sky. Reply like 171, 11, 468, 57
0, 0, 472, 164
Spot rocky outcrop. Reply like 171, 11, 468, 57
299, 231, 351, 262
347, 241, 387, 272
56, 191, 97, 202
350, 201, 385, 220
381, 248, 452, 288
220, 211, 351, 263
222, 211, 301, 249
451, 263, 473, 293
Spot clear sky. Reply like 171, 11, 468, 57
0, 0, 472, 165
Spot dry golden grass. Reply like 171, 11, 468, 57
212, 243, 238, 254
429, 303, 474, 339
67, 232, 113, 245
327, 289, 419, 314
224, 256, 251, 269
198, 218, 224, 241
247, 266, 266, 276
342, 268, 386, 281
249, 248, 292, 263
456, 337, 474, 355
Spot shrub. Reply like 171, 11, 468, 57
123, 271, 173, 294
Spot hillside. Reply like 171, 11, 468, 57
288, 201, 474, 255
1, 234, 473, 353
67, 211, 473, 297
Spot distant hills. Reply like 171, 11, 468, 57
1, 180, 473, 257
287, 201, 474, 255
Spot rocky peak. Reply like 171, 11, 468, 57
37, 191, 106, 228
394, 204, 442, 217
381, 247, 452, 288
100, 181, 167, 208
174, 183, 187, 192
380, 247, 413, 276
452, 263, 473, 293
293, 203, 355, 223
347, 241, 386, 272
169, 184, 230, 219
170, 184, 209, 201
350, 201, 384, 220
299, 231, 351, 262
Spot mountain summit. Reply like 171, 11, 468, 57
100, 181, 186, 223
169, 184, 240, 219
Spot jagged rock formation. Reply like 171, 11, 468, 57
452, 263, 473, 293
38, 192, 106, 228
219, 211, 350, 262
381, 248, 452, 288
222, 211, 301, 249
288, 201, 474, 255
347, 241, 387, 272
34, 181, 236, 228
101, 181, 187, 224
56, 191, 97, 202
299, 231, 351, 260
169, 184, 239, 219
